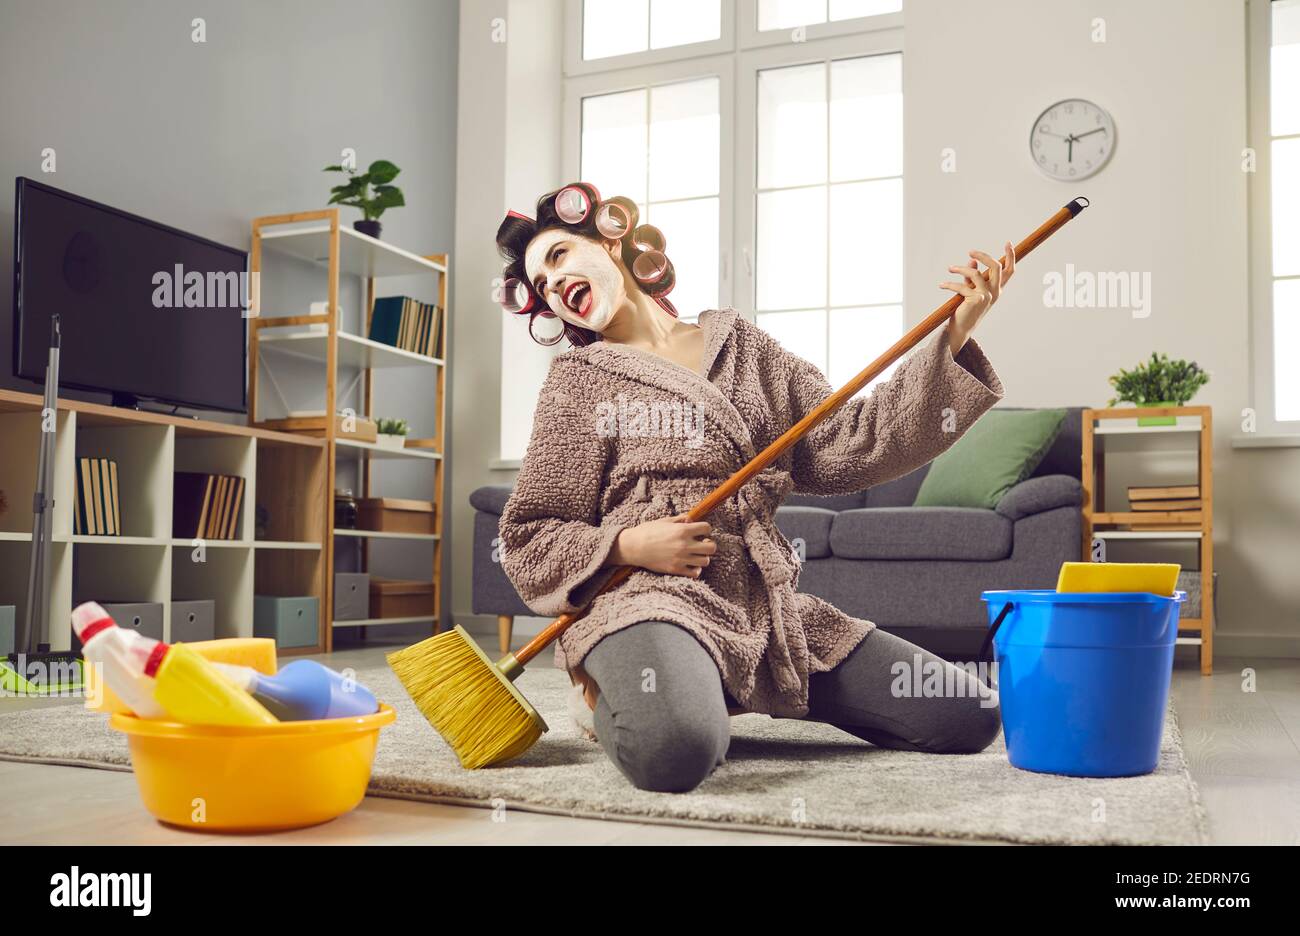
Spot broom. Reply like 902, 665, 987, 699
389, 196, 1091, 769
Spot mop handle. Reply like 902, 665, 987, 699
512, 197, 1090, 667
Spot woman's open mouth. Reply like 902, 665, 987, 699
563, 280, 593, 317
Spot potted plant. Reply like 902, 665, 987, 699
1107, 353, 1210, 426
375, 417, 410, 450
322, 160, 405, 239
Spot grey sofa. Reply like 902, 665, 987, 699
472, 406, 1084, 659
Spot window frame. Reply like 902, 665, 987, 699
562, 53, 738, 316
736, 0, 904, 50
734, 27, 904, 335
563, 0, 737, 77
1247, 0, 1300, 438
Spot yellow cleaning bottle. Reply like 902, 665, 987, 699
137, 642, 278, 726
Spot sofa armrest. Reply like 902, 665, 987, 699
470, 484, 514, 516
995, 474, 1082, 521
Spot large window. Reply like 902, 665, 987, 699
1268, 0, 1300, 421
1249, 0, 1300, 433
582, 0, 723, 60
579, 76, 722, 321
753, 52, 903, 393
501, 0, 903, 461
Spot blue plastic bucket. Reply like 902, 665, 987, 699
979, 589, 1185, 777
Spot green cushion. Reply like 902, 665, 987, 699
912, 408, 1067, 510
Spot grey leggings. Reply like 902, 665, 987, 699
582, 620, 1002, 793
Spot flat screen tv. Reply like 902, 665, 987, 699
12, 177, 247, 413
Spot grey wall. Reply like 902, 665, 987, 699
0, 0, 460, 638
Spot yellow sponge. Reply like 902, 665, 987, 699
1056, 561, 1180, 596
86, 637, 279, 715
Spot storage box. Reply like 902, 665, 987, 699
356, 497, 435, 535
101, 602, 164, 642
171, 599, 216, 643
0, 605, 14, 656
1176, 570, 1219, 621
261, 412, 378, 443
254, 595, 319, 649
334, 573, 370, 621
369, 578, 434, 619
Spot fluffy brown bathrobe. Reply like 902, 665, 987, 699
498, 308, 1005, 718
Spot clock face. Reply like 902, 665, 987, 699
1030, 98, 1115, 181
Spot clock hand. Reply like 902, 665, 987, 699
1074, 127, 1107, 140
1067, 134, 1074, 162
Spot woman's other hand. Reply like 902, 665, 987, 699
939, 241, 1016, 355
609, 512, 716, 577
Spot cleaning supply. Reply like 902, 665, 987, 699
109, 703, 396, 831
1056, 561, 1180, 596
981, 578, 1185, 777
389, 197, 1092, 769
130, 642, 278, 727
210, 659, 378, 721
71, 601, 167, 719
87, 637, 278, 715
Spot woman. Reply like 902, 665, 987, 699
495, 182, 1015, 793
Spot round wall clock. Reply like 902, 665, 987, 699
1029, 98, 1115, 181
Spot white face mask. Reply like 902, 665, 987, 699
524, 228, 626, 334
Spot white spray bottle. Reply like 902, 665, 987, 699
72, 601, 167, 718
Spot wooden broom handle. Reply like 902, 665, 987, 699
512, 197, 1090, 666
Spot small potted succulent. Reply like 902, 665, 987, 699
1107, 353, 1210, 426
323, 159, 405, 239
375, 417, 410, 450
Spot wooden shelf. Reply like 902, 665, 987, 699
249, 208, 448, 650
1081, 405, 1214, 674
1092, 511, 1203, 525
257, 327, 444, 370
335, 438, 443, 461
260, 222, 447, 277
1090, 530, 1203, 540
334, 528, 439, 542
332, 615, 438, 628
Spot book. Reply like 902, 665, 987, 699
1131, 498, 1201, 511
226, 476, 246, 539
89, 458, 104, 535
96, 459, 113, 535
174, 473, 214, 539
1128, 484, 1200, 501
368, 296, 404, 347
179, 472, 249, 541
428, 302, 443, 357
108, 461, 121, 535
211, 476, 229, 539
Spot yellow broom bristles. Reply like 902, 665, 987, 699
387, 627, 545, 770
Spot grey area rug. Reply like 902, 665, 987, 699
0, 663, 1209, 844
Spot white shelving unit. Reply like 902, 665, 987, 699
249, 209, 448, 648
1082, 405, 1215, 673
0, 390, 328, 653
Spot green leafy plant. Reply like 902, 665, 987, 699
1107, 352, 1210, 407
322, 160, 405, 221
376, 417, 409, 436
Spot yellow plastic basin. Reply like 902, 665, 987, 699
110, 703, 396, 832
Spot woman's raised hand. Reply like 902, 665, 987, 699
608, 512, 716, 578
939, 241, 1016, 355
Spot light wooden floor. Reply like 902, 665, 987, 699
1, 639, 1296, 845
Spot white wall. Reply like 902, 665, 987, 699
453, 0, 1298, 655
450, 0, 564, 638
905, 0, 1297, 654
